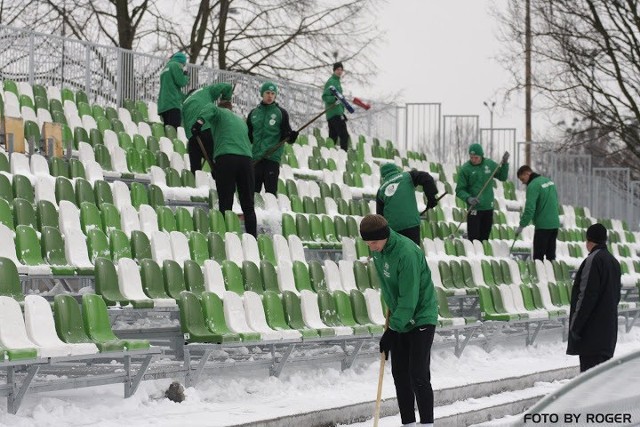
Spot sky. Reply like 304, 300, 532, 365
355, 0, 525, 140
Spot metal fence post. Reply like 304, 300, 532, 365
28, 33, 35, 84
85, 44, 91, 102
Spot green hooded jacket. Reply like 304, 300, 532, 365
198, 104, 252, 159
371, 230, 438, 332
247, 102, 293, 163
157, 59, 189, 114
322, 73, 345, 120
183, 83, 233, 139
455, 158, 509, 210
519, 174, 561, 229
376, 164, 420, 231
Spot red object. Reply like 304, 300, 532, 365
352, 97, 371, 110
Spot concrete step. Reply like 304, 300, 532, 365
230, 366, 578, 427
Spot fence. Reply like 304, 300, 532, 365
0, 24, 397, 142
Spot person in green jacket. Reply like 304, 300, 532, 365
455, 143, 509, 241
360, 214, 438, 427
191, 98, 256, 237
183, 82, 233, 176
157, 52, 190, 128
376, 163, 438, 245
321, 62, 350, 150
516, 165, 561, 260
248, 81, 298, 194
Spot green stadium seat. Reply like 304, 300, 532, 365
163, 260, 188, 300
308, 260, 327, 292
128, 182, 148, 209
54, 294, 124, 352
12, 198, 36, 229
260, 260, 279, 293
13, 175, 34, 204
139, 258, 172, 300
261, 290, 309, 337
175, 207, 194, 234
0, 257, 24, 302
353, 260, 371, 291
94, 144, 113, 171
333, 290, 370, 335
40, 226, 76, 275
82, 294, 150, 349
86, 229, 111, 262
80, 201, 103, 234
207, 232, 226, 263
126, 148, 144, 174
334, 216, 348, 240
109, 229, 132, 261
36, 200, 59, 231
93, 180, 114, 208
292, 261, 314, 292
89, 128, 103, 147
130, 230, 152, 262
0, 199, 14, 231
75, 178, 95, 206
154, 206, 176, 233
242, 260, 264, 294
281, 291, 322, 337
349, 289, 384, 333
224, 211, 241, 234
257, 234, 276, 265
55, 176, 76, 205
50, 157, 70, 178
209, 209, 227, 234
188, 231, 209, 266
221, 260, 244, 295
199, 292, 243, 342
184, 260, 206, 294
178, 291, 225, 343
317, 290, 355, 335
101, 203, 121, 234
477, 286, 518, 321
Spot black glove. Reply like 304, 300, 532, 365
287, 130, 299, 144
379, 328, 397, 360
191, 119, 204, 136
426, 195, 438, 210
501, 151, 510, 164
183, 70, 189, 76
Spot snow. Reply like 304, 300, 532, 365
1, 326, 639, 426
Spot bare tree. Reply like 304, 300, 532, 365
495, 0, 640, 176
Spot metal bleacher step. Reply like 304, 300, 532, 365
227, 366, 578, 427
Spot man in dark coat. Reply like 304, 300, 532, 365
567, 223, 622, 372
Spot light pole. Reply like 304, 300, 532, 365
483, 100, 496, 146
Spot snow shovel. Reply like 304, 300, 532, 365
373, 310, 391, 427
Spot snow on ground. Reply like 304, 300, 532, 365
1, 328, 639, 427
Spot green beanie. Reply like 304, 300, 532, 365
380, 163, 401, 178
172, 52, 187, 64
469, 143, 484, 156
260, 81, 278, 96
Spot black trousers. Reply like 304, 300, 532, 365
397, 226, 420, 245
254, 159, 280, 195
160, 108, 181, 129
328, 115, 350, 151
533, 228, 558, 261
391, 324, 436, 425
187, 132, 215, 177
467, 209, 493, 241
579, 354, 610, 372
214, 154, 257, 237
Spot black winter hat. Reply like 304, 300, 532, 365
333, 62, 344, 71
586, 223, 607, 244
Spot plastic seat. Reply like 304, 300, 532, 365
224, 231, 244, 265
260, 260, 280, 293
53, 294, 122, 353
349, 289, 384, 333
64, 229, 94, 274
178, 291, 226, 343
308, 260, 327, 292
0, 174, 13, 202
221, 260, 245, 295
134, 259, 168, 303
257, 234, 277, 265
94, 180, 114, 207
281, 291, 326, 337
170, 230, 191, 266
15, 225, 52, 275
80, 201, 103, 234
353, 260, 372, 291
242, 261, 264, 294
363, 288, 386, 326
300, 290, 350, 335
199, 292, 242, 342
109, 229, 133, 262
182, 259, 205, 295
81, 294, 150, 350
86, 229, 110, 262
0, 257, 24, 302
242, 291, 287, 340
13, 174, 35, 204
163, 260, 188, 300
187, 231, 209, 266
25, 295, 99, 356
156, 206, 177, 232
203, 260, 226, 296
221, 291, 261, 341
209, 209, 227, 234
0, 199, 13, 231
0, 296, 39, 359
332, 290, 372, 335
292, 261, 313, 292
207, 232, 226, 263
175, 207, 195, 234
40, 226, 76, 275
13, 197, 37, 229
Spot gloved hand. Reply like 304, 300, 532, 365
515, 226, 524, 236
379, 328, 397, 360
287, 130, 299, 144
501, 151, 510, 164
191, 119, 204, 136
183, 70, 189, 76
426, 196, 438, 210
467, 197, 479, 206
